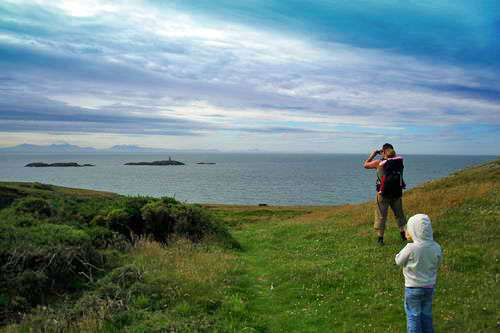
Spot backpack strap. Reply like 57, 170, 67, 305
379, 174, 386, 193
375, 158, 386, 191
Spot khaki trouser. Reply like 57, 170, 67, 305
374, 193, 407, 232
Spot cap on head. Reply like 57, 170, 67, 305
382, 143, 394, 151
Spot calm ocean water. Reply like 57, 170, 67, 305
0, 153, 496, 206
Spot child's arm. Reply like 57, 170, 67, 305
436, 244, 443, 266
395, 245, 412, 266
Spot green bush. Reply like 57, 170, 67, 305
141, 201, 177, 241
141, 200, 238, 247
0, 185, 22, 209
0, 210, 41, 228
86, 225, 127, 249
0, 189, 237, 326
32, 182, 53, 191
105, 209, 134, 238
0, 223, 106, 321
92, 208, 140, 242
140, 200, 212, 242
161, 196, 180, 205
13, 197, 53, 217
172, 205, 214, 241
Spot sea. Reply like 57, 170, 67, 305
0, 153, 496, 206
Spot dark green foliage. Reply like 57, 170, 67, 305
0, 223, 107, 322
83, 196, 235, 246
171, 205, 212, 241
141, 200, 237, 247
86, 226, 126, 249
141, 200, 176, 241
93, 208, 136, 241
0, 185, 22, 209
13, 197, 52, 217
0, 211, 40, 227
161, 196, 180, 205
0, 183, 237, 326
32, 182, 53, 191
86, 197, 156, 239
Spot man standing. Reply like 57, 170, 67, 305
364, 143, 407, 245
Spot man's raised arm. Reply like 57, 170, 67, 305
364, 150, 382, 169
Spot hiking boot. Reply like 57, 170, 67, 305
377, 237, 384, 246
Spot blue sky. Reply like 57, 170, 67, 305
0, 0, 499, 154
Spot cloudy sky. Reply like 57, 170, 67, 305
0, 0, 499, 154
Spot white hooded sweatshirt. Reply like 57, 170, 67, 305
395, 214, 442, 287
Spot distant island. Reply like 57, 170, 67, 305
197, 162, 216, 165
25, 162, 95, 167
125, 156, 184, 166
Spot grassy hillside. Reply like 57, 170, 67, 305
0, 182, 118, 208
0, 158, 498, 332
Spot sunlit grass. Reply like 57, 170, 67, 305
131, 237, 235, 285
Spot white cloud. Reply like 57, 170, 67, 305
56, 0, 118, 17
0, 0, 498, 153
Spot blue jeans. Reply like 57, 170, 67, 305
404, 287, 435, 333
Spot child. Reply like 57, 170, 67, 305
395, 214, 442, 333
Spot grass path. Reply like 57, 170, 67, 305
226, 207, 408, 332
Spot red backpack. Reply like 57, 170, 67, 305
377, 157, 406, 198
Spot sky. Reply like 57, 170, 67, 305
0, 0, 499, 154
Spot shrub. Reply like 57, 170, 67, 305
13, 197, 52, 217
0, 190, 238, 326
119, 196, 156, 217
141, 201, 177, 242
105, 209, 134, 238
0, 209, 40, 227
161, 196, 179, 205
0, 185, 22, 209
172, 205, 213, 241
141, 200, 238, 247
91, 208, 141, 242
86, 225, 127, 250
32, 182, 53, 191
0, 223, 106, 321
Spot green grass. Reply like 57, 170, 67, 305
0, 181, 118, 209
207, 206, 312, 229
1, 158, 498, 332
213, 198, 498, 332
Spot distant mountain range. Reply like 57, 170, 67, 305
0, 144, 98, 152
0, 144, 219, 153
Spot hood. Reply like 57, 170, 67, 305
407, 214, 434, 243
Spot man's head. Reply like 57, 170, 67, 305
382, 143, 396, 158
382, 143, 394, 151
